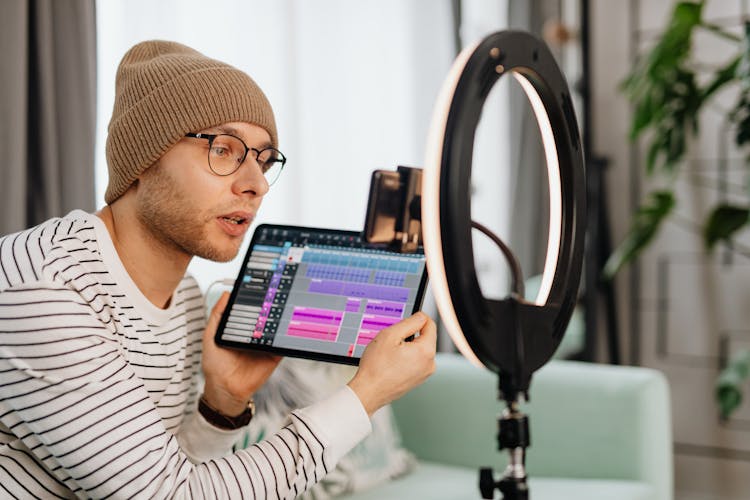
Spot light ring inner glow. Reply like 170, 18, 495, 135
512, 72, 562, 306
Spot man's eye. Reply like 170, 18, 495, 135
211, 146, 230, 157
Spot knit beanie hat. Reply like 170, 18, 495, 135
104, 40, 277, 204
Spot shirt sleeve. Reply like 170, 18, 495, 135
0, 282, 371, 499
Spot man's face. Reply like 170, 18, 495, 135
135, 121, 271, 262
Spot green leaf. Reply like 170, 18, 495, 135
645, 138, 662, 174
621, 2, 705, 175
716, 349, 750, 420
603, 191, 676, 279
630, 92, 657, 139
704, 205, 750, 249
702, 56, 740, 101
730, 23, 750, 156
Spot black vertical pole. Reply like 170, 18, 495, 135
579, 0, 598, 362
579, 0, 621, 364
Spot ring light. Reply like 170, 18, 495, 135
422, 30, 585, 388
361, 30, 585, 499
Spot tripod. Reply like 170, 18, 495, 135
479, 392, 530, 500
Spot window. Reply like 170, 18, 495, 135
95, 0, 509, 291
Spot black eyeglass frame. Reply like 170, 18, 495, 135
185, 132, 287, 183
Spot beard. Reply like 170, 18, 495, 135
135, 163, 241, 263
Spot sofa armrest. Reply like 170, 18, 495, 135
391, 353, 673, 499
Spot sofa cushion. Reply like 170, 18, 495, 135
391, 354, 672, 500
336, 462, 654, 500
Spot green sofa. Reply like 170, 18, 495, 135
339, 353, 673, 500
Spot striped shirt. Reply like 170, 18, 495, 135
0, 210, 370, 499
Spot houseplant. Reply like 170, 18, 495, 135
604, 0, 750, 418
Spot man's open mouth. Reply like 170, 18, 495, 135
220, 215, 247, 225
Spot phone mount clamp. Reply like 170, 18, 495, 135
362, 166, 423, 254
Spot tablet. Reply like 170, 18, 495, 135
215, 224, 429, 365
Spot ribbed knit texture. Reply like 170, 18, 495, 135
104, 40, 277, 204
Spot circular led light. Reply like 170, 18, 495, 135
423, 31, 585, 375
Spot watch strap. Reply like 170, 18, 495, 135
198, 394, 255, 430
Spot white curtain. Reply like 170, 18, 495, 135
95, 0, 509, 293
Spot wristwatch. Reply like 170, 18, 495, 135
198, 394, 255, 430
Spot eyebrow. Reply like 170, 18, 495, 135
214, 125, 240, 136
206, 125, 273, 149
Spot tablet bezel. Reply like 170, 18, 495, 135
214, 223, 429, 365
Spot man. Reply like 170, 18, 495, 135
0, 40, 436, 499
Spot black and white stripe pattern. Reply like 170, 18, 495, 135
0, 211, 367, 499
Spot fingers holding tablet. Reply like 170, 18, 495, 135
347, 312, 437, 417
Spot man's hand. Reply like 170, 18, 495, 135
201, 292, 282, 416
348, 312, 437, 416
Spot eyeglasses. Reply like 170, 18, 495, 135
185, 132, 287, 186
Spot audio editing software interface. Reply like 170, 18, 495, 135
222, 226, 427, 359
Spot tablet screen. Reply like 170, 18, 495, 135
215, 224, 428, 365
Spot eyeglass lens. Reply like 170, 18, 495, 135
208, 135, 284, 185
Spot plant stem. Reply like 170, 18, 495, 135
671, 212, 750, 259
700, 22, 743, 43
